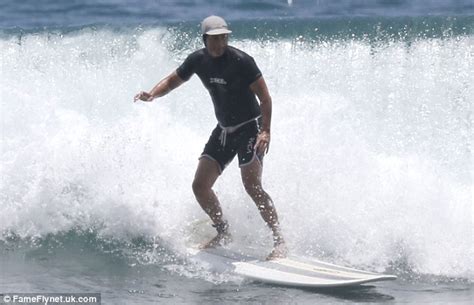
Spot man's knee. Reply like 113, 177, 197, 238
192, 178, 211, 197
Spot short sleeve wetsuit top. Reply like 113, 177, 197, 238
176, 46, 262, 127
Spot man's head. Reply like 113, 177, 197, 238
201, 15, 231, 57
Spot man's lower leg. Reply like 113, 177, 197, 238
249, 188, 288, 259
194, 188, 231, 248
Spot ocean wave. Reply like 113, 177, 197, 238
0, 26, 472, 280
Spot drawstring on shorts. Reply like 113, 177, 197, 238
218, 115, 261, 147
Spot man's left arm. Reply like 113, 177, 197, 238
250, 76, 272, 155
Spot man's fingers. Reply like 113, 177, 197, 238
254, 133, 270, 155
134, 92, 142, 102
133, 91, 151, 102
254, 139, 268, 155
254, 137, 262, 150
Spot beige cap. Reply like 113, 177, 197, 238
201, 15, 232, 35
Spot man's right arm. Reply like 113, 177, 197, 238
134, 71, 185, 102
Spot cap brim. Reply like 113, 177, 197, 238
205, 29, 232, 35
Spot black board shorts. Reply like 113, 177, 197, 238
200, 120, 264, 173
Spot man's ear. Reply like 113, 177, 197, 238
202, 34, 208, 47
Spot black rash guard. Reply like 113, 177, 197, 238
176, 46, 262, 127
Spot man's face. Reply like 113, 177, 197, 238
206, 34, 228, 57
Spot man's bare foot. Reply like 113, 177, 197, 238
266, 241, 288, 260
199, 232, 232, 249
199, 221, 232, 249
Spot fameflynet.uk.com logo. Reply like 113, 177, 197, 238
1, 293, 101, 305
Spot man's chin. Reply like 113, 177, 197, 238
209, 49, 225, 58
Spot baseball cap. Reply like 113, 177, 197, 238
201, 15, 232, 35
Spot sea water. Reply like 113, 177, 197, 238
1, 1, 473, 304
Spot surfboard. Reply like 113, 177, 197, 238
187, 247, 397, 288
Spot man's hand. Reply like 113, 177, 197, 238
255, 130, 270, 155
134, 91, 154, 102
134, 72, 185, 103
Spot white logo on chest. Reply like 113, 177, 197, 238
210, 77, 227, 85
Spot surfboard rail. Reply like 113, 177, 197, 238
187, 247, 397, 288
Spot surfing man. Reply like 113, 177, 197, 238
134, 15, 287, 260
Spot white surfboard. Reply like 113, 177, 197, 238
188, 247, 397, 288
